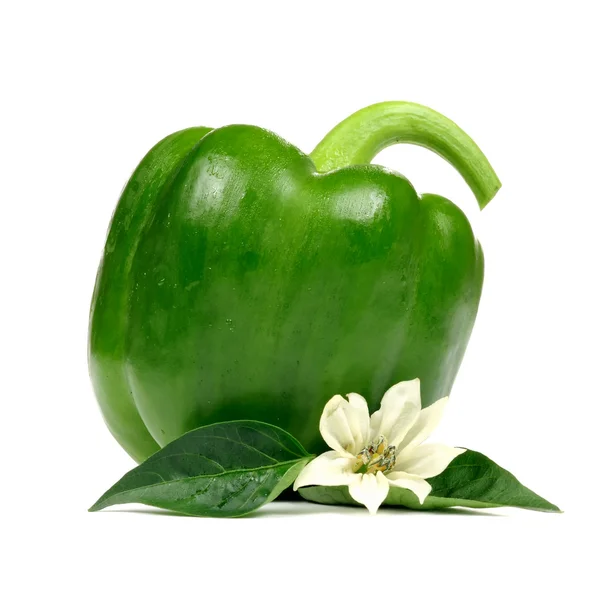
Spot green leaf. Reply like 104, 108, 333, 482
299, 450, 561, 512
90, 420, 313, 517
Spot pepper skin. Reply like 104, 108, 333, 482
89, 102, 500, 462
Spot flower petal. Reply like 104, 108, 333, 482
319, 396, 356, 456
320, 393, 370, 456
293, 451, 359, 490
348, 472, 390, 515
346, 392, 370, 449
386, 471, 432, 504
396, 396, 449, 454
369, 379, 421, 447
395, 444, 466, 479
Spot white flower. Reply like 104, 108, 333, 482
293, 379, 466, 514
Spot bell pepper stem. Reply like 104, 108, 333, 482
310, 101, 501, 210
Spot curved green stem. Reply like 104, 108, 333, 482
310, 101, 501, 210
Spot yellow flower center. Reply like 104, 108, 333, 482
354, 435, 397, 475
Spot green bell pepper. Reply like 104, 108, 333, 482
89, 102, 500, 463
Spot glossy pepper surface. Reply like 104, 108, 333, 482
89, 102, 501, 462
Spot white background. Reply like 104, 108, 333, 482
2, 1, 598, 598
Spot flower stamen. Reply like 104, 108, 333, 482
353, 435, 397, 475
